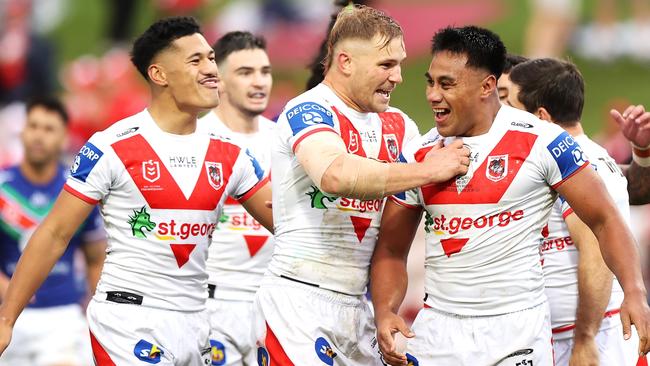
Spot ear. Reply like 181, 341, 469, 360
481, 75, 497, 98
148, 63, 167, 87
336, 50, 353, 77
535, 107, 553, 122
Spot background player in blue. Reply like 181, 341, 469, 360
0, 96, 106, 366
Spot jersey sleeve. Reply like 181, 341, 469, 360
389, 138, 424, 210
79, 206, 107, 243
64, 133, 112, 204
280, 100, 338, 153
227, 148, 269, 203
539, 128, 590, 189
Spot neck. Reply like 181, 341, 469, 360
20, 160, 58, 185
563, 122, 584, 137
323, 75, 364, 112
214, 101, 259, 134
148, 90, 199, 135
466, 96, 502, 137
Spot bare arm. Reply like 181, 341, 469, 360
610, 105, 650, 205
296, 133, 469, 200
240, 182, 273, 234
0, 190, 94, 354
80, 239, 106, 299
370, 200, 422, 366
555, 167, 650, 354
0, 272, 9, 302
565, 212, 612, 366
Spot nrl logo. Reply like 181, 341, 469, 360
348, 131, 359, 153
142, 160, 160, 183
205, 162, 223, 191
383, 134, 399, 162
486, 154, 508, 182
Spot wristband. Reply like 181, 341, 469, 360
632, 144, 650, 167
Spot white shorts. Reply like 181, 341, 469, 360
0, 304, 92, 366
554, 322, 641, 366
86, 299, 211, 365
406, 302, 554, 366
207, 297, 256, 366
253, 275, 382, 366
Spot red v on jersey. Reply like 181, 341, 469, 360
441, 238, 469, 257
350, 216, 372, 243
112, 135, 240, 210
333, 107, 367, 157
170, 243, 196, 268
419, 130, 538, 204
243, 235, 268, 257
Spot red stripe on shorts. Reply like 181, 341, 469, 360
90, 331, 116, 366
265, 323, 295, 366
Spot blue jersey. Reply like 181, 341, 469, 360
0, 164, 104, 308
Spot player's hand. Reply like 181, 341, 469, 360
610, 104, 650, 149
424, 139, 470, 183
375, 311, 414, 366
0, 317, 13, 357
620, 291, 650, 355
569, 338, 599, 366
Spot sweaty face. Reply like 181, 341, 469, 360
219, 48, 272, 116
21, 106, 67, 167
154, 33, 220, 111
348, 35, 406, 113
425, 51, 489, 137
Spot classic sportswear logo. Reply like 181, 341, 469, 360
133, 340, 163, 364
116, 126, 139, 137
510, 121, 533, 128
430, 210, 524, 235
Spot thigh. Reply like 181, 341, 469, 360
253, 281, 382, 366
87, 300, 176, 366
551, 338, 572, 366
207, 299, 250, 366
597, 324, 641, 366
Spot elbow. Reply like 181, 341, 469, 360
320, 170, 346, 196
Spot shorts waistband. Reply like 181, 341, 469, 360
552, 308, 621, 334
262, 275, 364, 307
423, 294, 547, 318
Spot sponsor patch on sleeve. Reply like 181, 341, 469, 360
546, 131, 586, 180
70, 142, 103, 182
245, 149, 265, 180
285, 102, 334, 135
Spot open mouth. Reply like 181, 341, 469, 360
432, 108, 451, 123
200, 77, 219, 89
376, 89, 392, 101
248, 91, 267, 100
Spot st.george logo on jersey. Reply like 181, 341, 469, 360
383, 134, 399, 162
143, 160, 160, 183
486, 154, 508, 182
205, 162, 223, 191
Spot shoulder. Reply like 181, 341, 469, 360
0, 166, 18, 186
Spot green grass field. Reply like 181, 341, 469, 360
50, 0, 650, 135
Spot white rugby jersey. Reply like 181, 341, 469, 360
64, 109, 267, 311
392, 105, 589, 316
197, 112, 274, 301
541, 134, 629, 339
269, 83, 419, 295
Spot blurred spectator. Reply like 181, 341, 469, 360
0, 0, 56, 104
525, 0, 650, 61
0, 96, 106, 366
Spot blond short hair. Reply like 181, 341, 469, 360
324, 5, 403, 72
